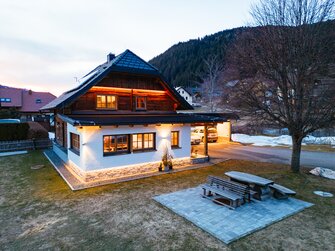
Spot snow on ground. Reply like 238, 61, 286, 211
232, 134, 335, 147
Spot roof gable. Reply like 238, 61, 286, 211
113, 50, 158, 72
41, 49, 193, 110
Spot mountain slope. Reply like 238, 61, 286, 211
149, 20, 335, 88
149, 27, 244, 87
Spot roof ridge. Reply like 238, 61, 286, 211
123, 49, 159, 71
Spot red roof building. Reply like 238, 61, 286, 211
0, 85, 56, 121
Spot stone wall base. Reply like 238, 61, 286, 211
65, 157, 202, 183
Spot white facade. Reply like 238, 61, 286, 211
175, 87, 193, 105
67, 123, 191, 172
216, 121, 231, 141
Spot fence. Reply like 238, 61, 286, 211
0, 139, 52, 152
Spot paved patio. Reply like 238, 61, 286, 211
154, 186, 313, 244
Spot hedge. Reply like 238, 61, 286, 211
27, 122, 49, 139
0, 123, 29, 141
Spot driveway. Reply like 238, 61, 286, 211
193, 142, 335, 170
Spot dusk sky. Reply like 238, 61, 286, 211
0, 0, 258, 96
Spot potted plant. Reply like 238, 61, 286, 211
161, 146, 173, 171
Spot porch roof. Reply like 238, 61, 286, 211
57, 113, 237, 127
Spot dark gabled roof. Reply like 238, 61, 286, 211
42, 50, 192, 110
57, 113, 230, 126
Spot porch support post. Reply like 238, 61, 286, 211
204, 124, 208, 156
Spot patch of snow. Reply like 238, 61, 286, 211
310, 167, 335, 180
232, 134, 292, 146
232, 134, 335, 147
303, 135, 335, 145
313, 191, 333, 197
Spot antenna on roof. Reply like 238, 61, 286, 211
74, 77, 78, 83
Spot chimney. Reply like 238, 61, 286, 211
107, 53, 115, 63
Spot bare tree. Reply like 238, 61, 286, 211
201, 55, 224, 112
229, 0, 335, 172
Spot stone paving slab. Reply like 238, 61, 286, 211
154, 186, 313, 244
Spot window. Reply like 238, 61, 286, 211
70, 133, 80, 155
132, 133, 155, 151
103, 134, 129, 155
135, 96, 146, 110
171, 131, 179, 148
96, 95, 117, 109
36, 99, 42, 104
0, 98, 11, 103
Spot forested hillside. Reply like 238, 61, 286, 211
149, 20, 335, 88
149, 27, 245, 87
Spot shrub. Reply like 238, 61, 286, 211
27, 122, 49, 139
0, 123, 29, 141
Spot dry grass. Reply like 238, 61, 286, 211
0, 151, 334, 250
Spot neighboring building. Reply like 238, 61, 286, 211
175, 86, 193, 105
0, 85, 56, 123
42, 50, 231, 184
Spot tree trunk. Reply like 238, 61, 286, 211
291, 135, 303, 173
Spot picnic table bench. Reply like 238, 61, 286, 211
201, 176, 253, 209
225, 171, 296, 200
225, 171, 274, 200
269, 183, 296, 199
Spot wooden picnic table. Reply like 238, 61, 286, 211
225, 171, 274, 200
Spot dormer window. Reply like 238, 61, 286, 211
97, 95, 117, 109
36, 99, 42, 104
136, 96, 146, 110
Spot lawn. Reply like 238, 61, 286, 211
0, 151, 334, 250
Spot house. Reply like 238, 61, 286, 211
42, 50, 233, 184
0, 85, 56, 125
175, 86, 193, 105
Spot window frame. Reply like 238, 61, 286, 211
135, 96, 147, 111
96, 94, 118, 110
171, 131, 180, 148
132, 132, 156, 152
70, 133, 80, 155
103, 134, 130, 156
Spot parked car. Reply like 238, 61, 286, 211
192, 127, 218, 142
191, 134, 201, 145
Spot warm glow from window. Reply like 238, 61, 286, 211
171, 131, 179, 148
97, 95, 117, 109
133, 133, 155, 151
136, 96, 146, 110
103, 135, 129, 155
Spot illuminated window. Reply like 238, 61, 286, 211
103, 134, 129, 155
97, 95, 117, 109
171, 131, 179, 148
70, 133, 80, 155
135, 96, 146, 110
132, 133, 155, 151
